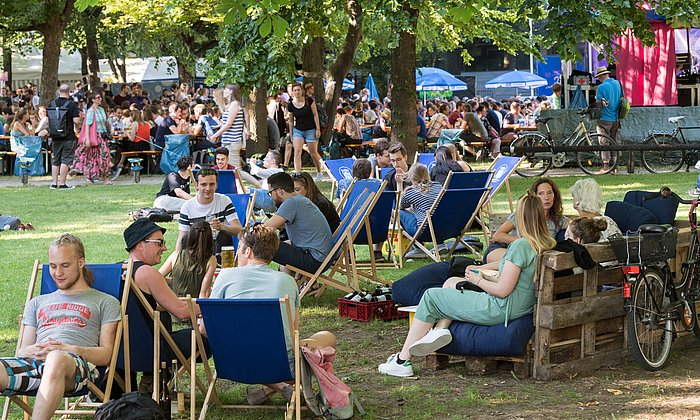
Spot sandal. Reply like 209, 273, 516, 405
246, 386, 269, 405
25, 223, 34, 230
17, 224, 25, 231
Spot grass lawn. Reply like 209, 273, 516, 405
0, 168, 699, 418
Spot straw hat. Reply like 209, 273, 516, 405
595, 66, 611, 78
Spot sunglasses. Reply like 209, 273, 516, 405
143, 239, 166, 247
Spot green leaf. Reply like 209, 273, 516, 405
272, 15, 289, 37
259, 16, 272, 37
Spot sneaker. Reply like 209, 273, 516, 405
49, 184, 57, 189
378, 353, 414, 377
695, 160, 700, 170
408, 328, 453, 357
689, 188, 700, 197
436, 243, 449, 254
314, 172, 324, 182
405, 246, 427, 258
58, 184, 75, 190
110, 166, 123, 181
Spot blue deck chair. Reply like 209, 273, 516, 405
115, 260, 210, 402
322, 157, 355, 200
2, 261, 126, 419
13, 136, 44, 177
485, 154, 523, 213
159, 134, 190, 174
378, 166, 393, 180
401, 186, 490, 262
223, 192, 254, 258
414, 153, 436, 173
288, 188, 377, 299
216, 169, 247, 194
446, 171, 493, 189
196, 297, 301, 419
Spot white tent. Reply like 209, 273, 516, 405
10, 48, 83, 89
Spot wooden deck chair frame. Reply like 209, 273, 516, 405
224, 191, 257, 265
2, 260, 130, 419
288, 189, 377, 299
445, 171, 494, 248
338, 179, 402, 273
322, 156, 356, 201
400, 184, 490, 263
195, 296, 301, 420
485, 154, 524, 214
118, 259, 210, 403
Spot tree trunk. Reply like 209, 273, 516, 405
322, 0, 363, 145
37, 0, 75, 105
85, 16, 100, 89
176, 56, 192, 85
79, 47, 88, 85
246, 81, 269, 156
118, 57, 127, 82
390, 3, 419, 162
3, 44, 12, 88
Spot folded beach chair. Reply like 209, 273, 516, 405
13, 136, 44, 177
196, 297, 301, 420
2, 261, 126, 419
160, 134, 190, 174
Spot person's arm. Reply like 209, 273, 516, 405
265, 214, 287, 230
310, 101, 321, 137
138, 265, 198, 319
16, 326, 46, 359
176, 229, 187, 251
41, 322, 118, 366
173, 187, 192, 200
210, 102, 238, 141
491, 219, 517, 244
465, 260, 521, 298
192, 119, 204, 136
158, 251, 177, 279
15, 122, 33, 136
128, 121, 138, 142
210, 218, 242, 236
199, 256, 217, 298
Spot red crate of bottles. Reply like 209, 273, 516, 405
337, 298, 408, 322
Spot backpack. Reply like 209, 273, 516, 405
94, 391, 166, 420
129, 207, 173, 223
300, 346, 365, 419
47, 99, 71, 138
617, 81, 630, 119
306, 97, 328, 129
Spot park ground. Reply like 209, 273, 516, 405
2, 166, 700, 418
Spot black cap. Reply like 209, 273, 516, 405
124, 218, 166, 252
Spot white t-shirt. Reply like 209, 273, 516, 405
178, 193, 238, 233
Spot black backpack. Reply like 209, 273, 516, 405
47, 99, 71, 138
94, 392, 166, 420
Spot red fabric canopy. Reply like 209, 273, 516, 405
616, 21, 677, 106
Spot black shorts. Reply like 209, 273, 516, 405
51, 140, 76, 166
273, 241, 323, 274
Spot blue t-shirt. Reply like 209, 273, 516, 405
276, 194, 334, 262
417, 115, 427, 139
595, 78, 622, 122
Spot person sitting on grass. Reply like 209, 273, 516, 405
159, 220, 216, 298
0, 233, 121, 419
153, 156, 193, 213
378, 194, 555, 377
214, 147, 235, 170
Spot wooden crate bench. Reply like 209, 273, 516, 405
425, 225, 692, 380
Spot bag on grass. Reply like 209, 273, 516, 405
300, 346, 364, 420
94, 391, 166, 420
0, 215, 21, 230
129, 207, 173, 223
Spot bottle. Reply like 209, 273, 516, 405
159, 361, 171, 418
170, 360, 179, 418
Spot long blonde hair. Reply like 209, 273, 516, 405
407, 163, 431, 194
515, 193, 557, 255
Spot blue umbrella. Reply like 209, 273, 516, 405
364, 74, 379, 100
295, 76, 355, 91
484, 70, 548, 89
415, 67, 468, 91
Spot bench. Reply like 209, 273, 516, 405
120, 150, 162, 174
0, 151, 17, 175
423, 224, 693, 380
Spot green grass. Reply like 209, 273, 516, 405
1, 169, 699, 418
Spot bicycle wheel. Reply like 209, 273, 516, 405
576, 133, 618, 175
641, 134, 684, 173
513, 133, 553, 177
627, 268, 673, 371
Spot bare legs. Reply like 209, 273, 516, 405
292, 138, 323, 174
29, 351, 77, 420
51, 164, 70, 186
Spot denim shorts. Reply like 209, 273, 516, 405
292, 128, 317, 143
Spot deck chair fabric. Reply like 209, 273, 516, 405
12, 136, 44, 177
197, 297, 301, 420
224, 192, 254, 256
414, 153, 436, 173
446, 171, 493, 189
2, 261, 125, 419
288, 189, 377, 299
486, 155, 523, 213
401, 187, 490, 262
160, 134, 190, 174
323, 157, 355, 201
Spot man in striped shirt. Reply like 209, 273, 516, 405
177, 168, 242, 258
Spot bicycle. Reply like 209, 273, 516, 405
512, 109, 618, 177
610, 188, 700, 370
641, 116, 700, 173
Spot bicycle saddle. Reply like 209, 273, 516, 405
668, 116, 685, 124
638, 224, 673, 234
536, 117, 554, 124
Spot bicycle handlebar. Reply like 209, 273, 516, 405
641, 187, 695, 205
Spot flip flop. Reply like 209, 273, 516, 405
17, 224, 25, 231
25, 223, 34, 230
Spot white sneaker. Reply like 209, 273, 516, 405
314, 172, 324, 182
408, 328, 453, 357
689, 188, 700, 197
378, 353, 414, 377
404, 246, 427, 258
695, 160, 700, 170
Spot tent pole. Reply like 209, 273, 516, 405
529, 19, 535, 98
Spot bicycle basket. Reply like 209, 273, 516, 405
609, 229, 678, 264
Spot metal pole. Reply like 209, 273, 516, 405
529, 19, 534, 98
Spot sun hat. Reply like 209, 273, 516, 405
124, 218, 166, 252
595, 66, 611, 78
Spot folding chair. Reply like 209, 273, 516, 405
12, 136, 45, 177
160, 134, 191, 174
413, 152, 436, 173
401, 186, 490, 262
377, 166, 393, 180
287, 189, 377, 299
2, 261, 127, 419
196, 297, 301, 420
322, 157, 355, 201
216, 169, 247, 194
445, 171, 494, 246
485, 154, 523, 214
116, 260, 211, 405
224, 191, 256, 262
